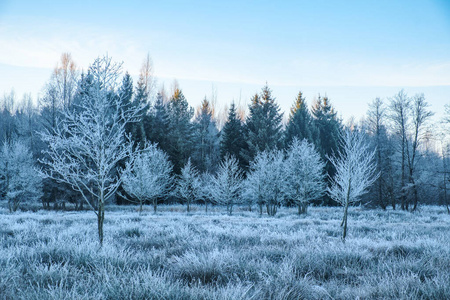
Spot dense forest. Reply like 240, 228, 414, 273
0, 53, 449, 217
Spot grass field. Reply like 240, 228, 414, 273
0, 204, 449, 299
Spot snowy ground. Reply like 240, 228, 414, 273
0, 205, 449, 299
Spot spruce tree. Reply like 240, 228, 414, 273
147, 92, 170, 153
220, 103, 247, 171
243, 84, 283, 165
284, 91, 318, 147
192, 98, 220, 173
311, 95, 342, 204
130, 72, 150, 148
167, 88, 194, 174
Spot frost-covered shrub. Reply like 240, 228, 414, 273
284, 138, 325, 214
122, 143, 173, 213
0, 140, 42, 212
177, 159, 201, 213
245, 149, 285, 216
209, 155, 244, 215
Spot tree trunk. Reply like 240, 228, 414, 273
97, 199, 105, 247
410, 176, 418, 212
187, 200, 190, 213
401, 136, 406, 210
342, 203, 349, 241
153, 198, 157, 213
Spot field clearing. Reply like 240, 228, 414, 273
0, 205, 449, 299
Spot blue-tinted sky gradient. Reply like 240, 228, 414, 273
0, 0, 449, 121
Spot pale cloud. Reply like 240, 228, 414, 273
0, 16, 146, 74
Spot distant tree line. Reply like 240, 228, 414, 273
0, 53, 449, 218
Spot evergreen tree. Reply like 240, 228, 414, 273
118, 72, 133, 112
220, 103, 247, 171
166, 88, 194, 174
115, 72, 134, 205
147, 92, 170, 152
284, 91, 318, 148
243, 84, 283, 166
192, 98, 220, 173
129, 72, 150, 148
311, 96, 341, 169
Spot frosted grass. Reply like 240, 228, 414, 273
0, 205, 449, 299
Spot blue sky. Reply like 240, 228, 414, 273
0, 0, 449, 121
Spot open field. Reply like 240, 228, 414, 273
0, 205, 449, 299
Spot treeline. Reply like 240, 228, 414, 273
0, 53, 449, 215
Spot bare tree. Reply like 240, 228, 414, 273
40, 55, 139, 246
122, 143, 173, 213
285, 138, 325, 215
210, 155, 244, 215
388, 90, 410, 210
53, 53, 78, 109
135, 53, 155, 105
0, 140, 42, 212
407, 94, 434, 211
328, 130, 379, 241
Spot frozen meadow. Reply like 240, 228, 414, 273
0, 204, 449, 299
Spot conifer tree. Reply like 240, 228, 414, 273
192, 98, 220, 173
243, 84, 283, 165
167, 88, 194, 173
311, 96, 341, 167
284, 91, 318, 148
147, 92, 170, 152
311, 95, 342, 205
220, 103, 247, 171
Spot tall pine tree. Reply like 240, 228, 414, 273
311, 95, 342, 204
243, 84, 283, 166
167, 88, 194, 174
147, 92, 170, 153
192, 98, 220, 173
220, 103, 247, 171
284, 91, 318, 148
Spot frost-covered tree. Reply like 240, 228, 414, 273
366, 98, 396, 210
198, 172, 213, 212
328, 130, 379, 240
40, 56, 139, 246
388, 91, 434, 211
407, 94, 434, 211
261, 150, 285, 216
388, 90, 410, 210
245, 151, 270, 215
245, 150, 286, 216
177, 158, 201, 212
122, 143, 173, 213
285, 138, 325, 214
210, 155, 244, 215
0, 140, 42, 212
